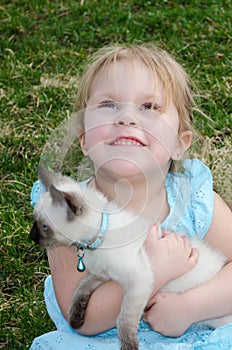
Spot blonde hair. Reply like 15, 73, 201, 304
73, 44, 199, 134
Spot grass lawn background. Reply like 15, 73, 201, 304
1, 1, 231, 349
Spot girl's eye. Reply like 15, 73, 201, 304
140, 102, 160, 111
99, 101, 118, 110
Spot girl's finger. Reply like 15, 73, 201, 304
162, 230, 172, 237
148, 223, 160, 240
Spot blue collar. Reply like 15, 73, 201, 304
72, 210, 109, 250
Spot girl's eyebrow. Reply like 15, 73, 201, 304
140, 93, 163, 101
90, 93, 115, 101
89, 93, 164, 105
87, 93, 115, 106
89, 93, 116, 104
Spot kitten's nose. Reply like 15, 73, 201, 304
30, 222, 40, 244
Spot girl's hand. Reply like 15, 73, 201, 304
143, 225, 199, 336
145, 224, 199, 289
143, 292, 192, 337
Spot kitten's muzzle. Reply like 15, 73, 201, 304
30, 222, 40, 244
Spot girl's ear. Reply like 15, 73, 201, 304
78, 131, 88, 156
172, 130, 192, 160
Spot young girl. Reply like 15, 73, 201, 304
30, 44, 232, 350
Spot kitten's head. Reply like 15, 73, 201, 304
30, 167, 105, 248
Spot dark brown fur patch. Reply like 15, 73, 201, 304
63, 192, 86, 220
49, 185, 86, 221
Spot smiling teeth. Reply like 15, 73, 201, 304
113, 139, 142, 146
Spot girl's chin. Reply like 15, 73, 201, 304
94, 158, 168, 180
88, 147, 172, 179
97, 160, 143, 176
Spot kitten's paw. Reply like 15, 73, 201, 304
68, 296, 89, 329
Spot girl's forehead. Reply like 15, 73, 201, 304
89, 60, 164, 102
94, 59, 154, 84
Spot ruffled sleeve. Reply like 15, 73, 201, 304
30, 180, 46, 207
163, 159, 214, 239
188, 159, 214, 238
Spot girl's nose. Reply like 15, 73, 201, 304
114, 104, 139, 127
114, 120, 137, 127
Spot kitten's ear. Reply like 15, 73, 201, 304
38, 166, 61, 190
50, 185, 85, 221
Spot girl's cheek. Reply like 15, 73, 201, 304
84, 125, 110, 151
148, 117, 180, 153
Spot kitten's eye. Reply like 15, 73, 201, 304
41, 224, 48, 232
99, 101, 118, 110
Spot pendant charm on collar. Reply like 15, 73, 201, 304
72, 209, 109, 273
77, 248, 86, 272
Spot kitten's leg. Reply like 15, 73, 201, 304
68, 274, 109, 329
117, 255, 154, 350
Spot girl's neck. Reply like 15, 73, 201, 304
90, 170, 170, 224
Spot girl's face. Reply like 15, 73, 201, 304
80, 60, 191, 179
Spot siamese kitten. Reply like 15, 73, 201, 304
30, 167, 231, 350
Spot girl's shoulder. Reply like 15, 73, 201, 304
163, 159, 214, 239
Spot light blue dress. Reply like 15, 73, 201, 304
30, 159, 232, 350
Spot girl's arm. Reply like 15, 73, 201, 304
144, 192, 232, 337
48, 226, 196, 335
47, 245, 123, 335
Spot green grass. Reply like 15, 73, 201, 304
1, 1, 231, 349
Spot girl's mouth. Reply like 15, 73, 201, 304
110, 137, 145, 147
